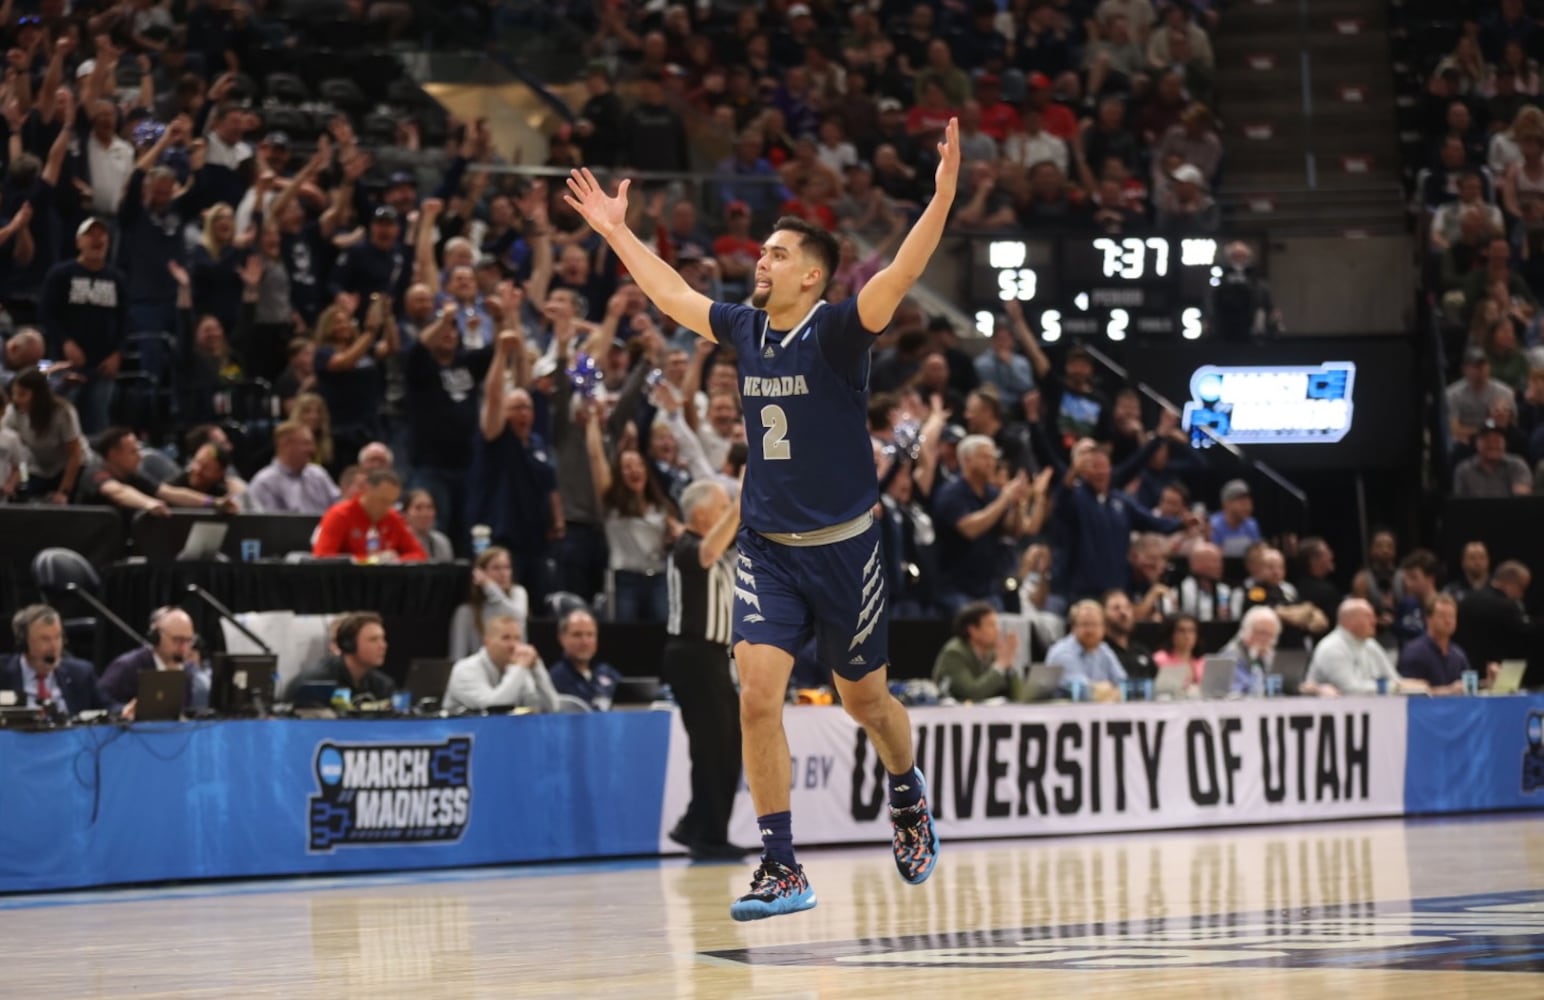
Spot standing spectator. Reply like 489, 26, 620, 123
313, 294, 398, 463
449, 546, 532, 662
443, 613, 557, 713
331, 207, 410, 313
119, 117, 202, 344
1, 368, 83, 502
1303, 599, 1408, 696
1051, 447, 1189, 604
933, 435, 1034, 613
1398, 593, 1473, 695
1392, 550, 1442, 649
403, 489, 453, 562
1455, 560, 1533, 673
1454, 420, 1532, 497
311, 468, 427, 563
82, 100, 135, 219
974, 311, 1040, 406
1209, 479, 1262, 557
469, 329, 557, 605
1295, 537, 1343, 624
622, 72, 690, 174
39, 218, 127, 435
1444, 541, 1492, 599
931, 601, 1021, 702
585, 400, 679, 622
190, 203, 244, 335
548, 608, 623, 710
575, 62, 625, 167
246, 421, 341, 515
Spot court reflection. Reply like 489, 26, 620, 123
307, 894, 473, 991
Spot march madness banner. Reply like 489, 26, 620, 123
660, 699, 1408, 849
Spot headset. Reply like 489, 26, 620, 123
334, 612, 382, 656
147, 606, 177, 647
11, 605, 61, 666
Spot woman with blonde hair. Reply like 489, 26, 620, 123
312, 293, 397, 465
290, 391, 336, 471
191, 201, 246, 335
448, 545, 531, 660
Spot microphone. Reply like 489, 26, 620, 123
184, 583, 275, 655
63, 583, 152, 647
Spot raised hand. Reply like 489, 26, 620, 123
934, 117, 961, 199
564, 168, 629, 240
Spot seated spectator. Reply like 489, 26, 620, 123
1102, 589, 1155, 680
1303, 599, 1412, 696
443, 613, 557, 714
449, 546, 532, 662
1125, 532, 1172, 621
97, 607, 211, 716
1209, 242, 1283, 341
931, 601, 1021, 702
403, 489, 453, 562
1433, 172, 1504, 251
1244, 547, 1330, 641
275, 339, 317, 416
0, 386, 18, 499
1444, 541, 1491, 599
1216, 605, 1283, 694
1044, 600, 1126, 702
1155, 104, 1223, 189
1156, 164, 1220, 233
358, 441, 394, 474
247, 421, 341, 515
284, 612, 397, 704
1168, 541, 1242, 623
1210, 479, 1262, 557
77, 427, 236, 517
1455, 560, 1533, 675
1, 605, 108, 717
312, 468, 427, 563
1447, 349, 1516, 450
933, 435, 1034, 612
1153, 613, 1206, 685
1, 367, 83, 502
1398, 593, 1473, 695
548, 608, 623, 710
1294, 537, 1343, 624
1454, 420, 1532, 497
0, 328, 45, 388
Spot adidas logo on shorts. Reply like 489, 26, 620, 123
849, 654, 866, 666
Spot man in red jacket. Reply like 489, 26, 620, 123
312, 468, 427, 563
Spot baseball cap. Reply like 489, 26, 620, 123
788, 3, 812, 18
75, 59, 96, 79
1220, 479, 1251, 503
371, 205, 401, 223
386, 170, 417, 188
1464, 345, 1489, 365
76, 217, 109, 237
1479, 418, 1506, 436
942, 423, 967, 445
677, 243, 707, 263
263, 130, 291, 147
725, 200, 750, 216
532, 354, 559, 379
1171, 163, 1207, 187
878, 97, 904, 113
976, 72, 1001, 88
1028, 72, 1052, 90
473, 254, 503, 271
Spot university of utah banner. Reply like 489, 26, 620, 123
661, 699, 1409, 850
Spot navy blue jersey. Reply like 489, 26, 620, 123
709, 297, 878, 534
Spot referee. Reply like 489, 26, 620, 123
664, 479, 745, 861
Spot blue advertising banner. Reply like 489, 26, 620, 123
1403, 695, 1544, 814
0, 714, 674, 894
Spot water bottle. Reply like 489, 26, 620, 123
471, 525, 491, 556
365, 526, 381, 563
1251, 663, 1267, 698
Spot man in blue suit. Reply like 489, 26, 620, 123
2, 605, 107, 717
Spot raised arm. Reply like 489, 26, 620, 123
584, 404, 612, 504
698, 485, 742, 567
564, 168, 715, 341
856, 118, 961, 332
480, 329, 519, 441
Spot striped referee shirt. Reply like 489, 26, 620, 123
667, 532, 735, 646
1163, 575, 1243, 623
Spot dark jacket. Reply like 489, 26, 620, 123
282, 655, 396, 704
0, 655, 108, 716
97, 646, 202, 711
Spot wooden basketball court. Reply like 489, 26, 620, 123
4, 814, 1542, 997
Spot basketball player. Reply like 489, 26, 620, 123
566, 119, 961, 920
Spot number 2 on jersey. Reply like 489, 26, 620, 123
760, 404, 791, 461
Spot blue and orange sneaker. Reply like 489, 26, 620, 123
729, 859, 817, 921
890, 768, 939, 885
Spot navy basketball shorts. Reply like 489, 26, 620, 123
731, 521, 889, 682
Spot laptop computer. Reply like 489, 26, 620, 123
406, 659, 453, 707
1154, 664, 1190, 699
177, 521, 228, 561
613, 676, 664, 706
137, 670, 186, 721
1490, 659, 1528, 695
1019, 663, 1064, 702
1200, 656, 1238, 700
1270, 649, 1310, 695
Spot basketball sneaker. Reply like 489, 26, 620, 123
890, 768, 939, 885
729, 859, 817, 921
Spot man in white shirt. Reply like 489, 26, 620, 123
443, 614, 559, 713
84, 100, 135, 217
204, 104, 255, 170
1304, 598, 1424, 696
